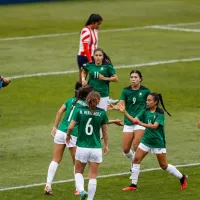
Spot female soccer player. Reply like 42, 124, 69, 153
75, 13, 103, 96
109, 70, 150, 169
66, 91, 109, 200
45, 86, 94, 195
118, 93, 188, 191
45, 86, 122, 195
81, 48, 118, 111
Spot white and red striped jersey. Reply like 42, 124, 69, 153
78, 26, 98, 61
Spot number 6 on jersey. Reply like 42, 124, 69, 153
85, 118, 93, 135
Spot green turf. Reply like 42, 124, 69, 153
0, 166, 199, 200
0, 0, 200, 37
0, 0, 200, 199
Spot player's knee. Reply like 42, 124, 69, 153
123, 148, 130, 154
159, 163, 168, 170
133, 156, 141, 164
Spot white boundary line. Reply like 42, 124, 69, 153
9, 57, 200, 79
151, 26, 200, 33
0, 162, 199, 191
0, 21, 200, 41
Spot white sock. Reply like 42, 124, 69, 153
124, 149, 134, 161
75, 173, 84, 192
88, 179, 97, 200
73, 166, 77, 190
131, 164, 140, 185
46, 161, 59, 186
166, 164, 183, 179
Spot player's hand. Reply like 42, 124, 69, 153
82, 78, 87, 86
51, 126, 57, 137
136, 119, 141, 125
107, 104, 114, 110
118, 104, 125, 112
66, 134, 71, 144
98, 74, 105, 80
112, 119, 123, 126
104, 146, 109, 156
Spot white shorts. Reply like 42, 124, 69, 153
138, 143, 166, 154
54, 130, 77, 148
98, 96, 109, 111
123, 125, 145, 132
75, 146, 102, 163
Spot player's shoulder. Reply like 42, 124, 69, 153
83, 62, 95, 68
156, 107, 164, 114
123, 85, 132, 90
81, 26, 90, 34
140, 85, 150, 91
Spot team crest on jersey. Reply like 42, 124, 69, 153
139, 93, 142, 96
101, 67, 104, 71
154, 115, 156, 119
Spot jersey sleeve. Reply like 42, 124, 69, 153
107, 64, 116, 76
83, 63, 89, 72
155, 113, 164, 126
63, 99, 70, 107
120, 88, 127, 101
101, 111, 109, 125
81, 28, 92, 62
136, 109, 145, 121
72, 108, 80, 123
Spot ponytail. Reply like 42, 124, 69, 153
84, 14, 103, 26
157, 94, 172, 116
86, 91, 100, 114
150, 93, 172, 116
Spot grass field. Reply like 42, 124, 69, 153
0, 0, 200, 199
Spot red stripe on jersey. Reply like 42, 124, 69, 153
83, 43, 92, 62
82, 35, 90, 42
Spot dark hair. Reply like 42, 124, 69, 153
85, 14, 103, 26
149, 92, 172, 116
130, 70, 143, 81
86, 91, 100, 114
94, 48, 112, 64
70, 85, 93, 112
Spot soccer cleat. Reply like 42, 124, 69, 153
80, 190, 88, 200
180, 175, 188, 190
74, 189, 80, 195
122, 184, 137, 191
44, 185, 53, 195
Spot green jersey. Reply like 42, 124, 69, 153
84, 63, 116, 97
120, 85, 150, 125
58, 98, 87, 137
72, 106, 109, 148
137, 107, 166, 148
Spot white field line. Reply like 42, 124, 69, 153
9, 57, 200, 80
151, 25, 200, 33
0, 162, 199, 191
0, 21, 200, 41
